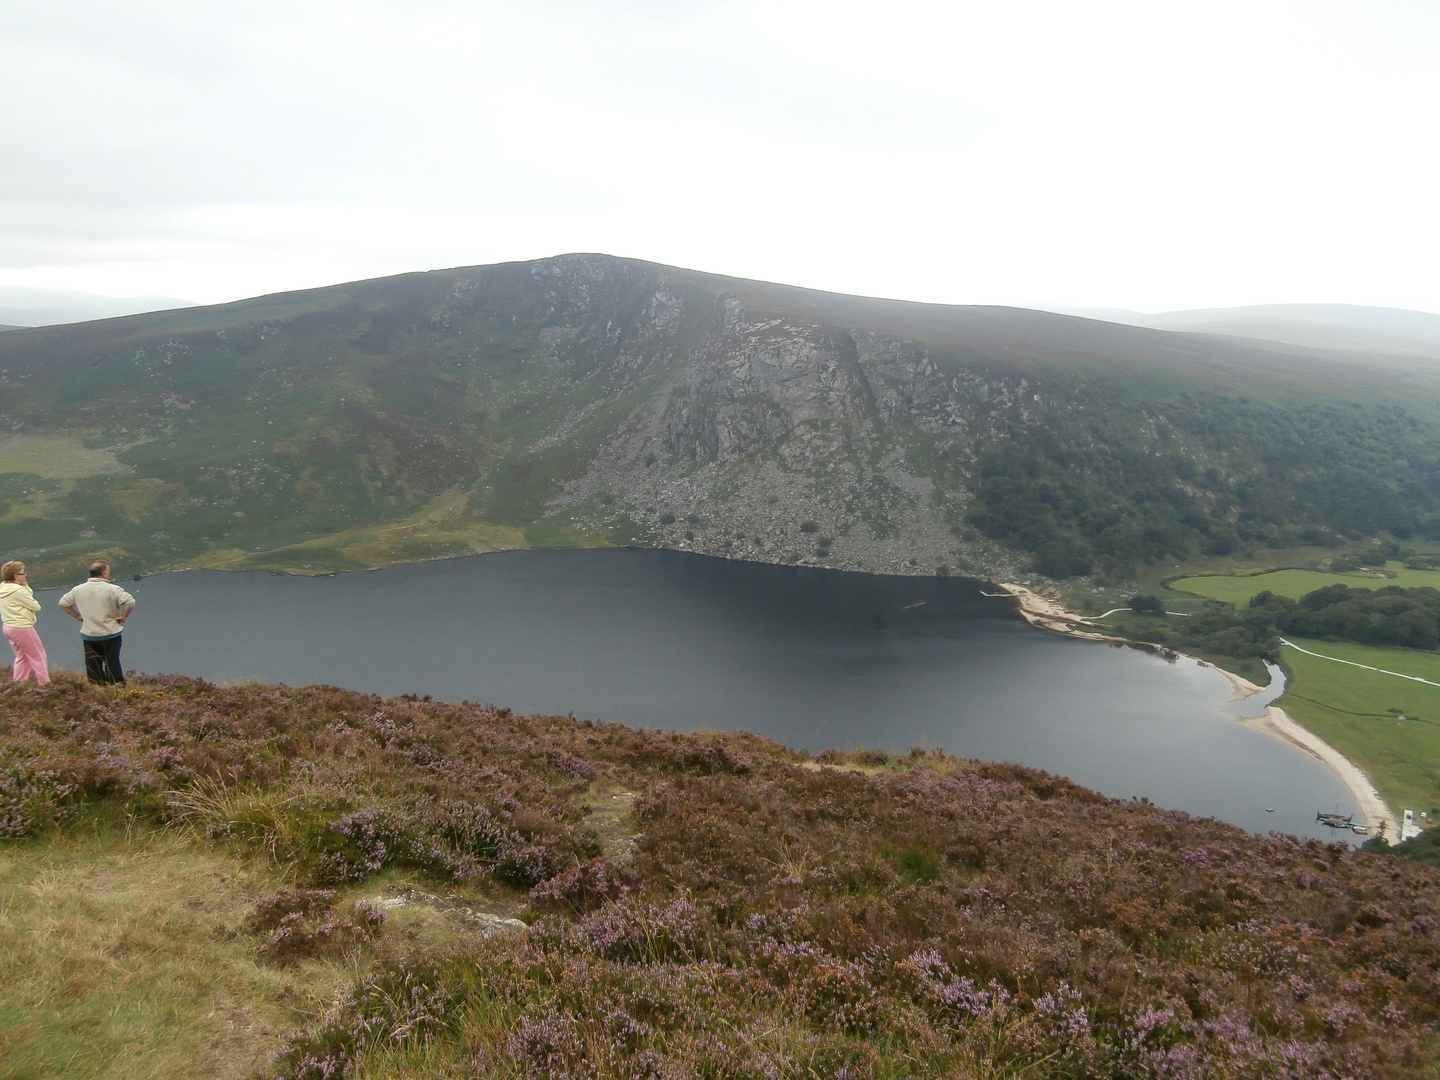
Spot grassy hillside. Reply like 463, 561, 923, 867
2, 255, 1440, 584
0, 830, 355, 1079
2, 673, 1439, 1078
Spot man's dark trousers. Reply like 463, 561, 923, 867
82, 634, 124, 685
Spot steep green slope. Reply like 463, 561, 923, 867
2, 254, 1438, 584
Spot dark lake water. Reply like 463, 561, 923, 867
39, 548, 1359, 841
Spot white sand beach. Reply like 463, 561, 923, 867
1235, 705, 1396, 839
993, 583, 1126, 642
995, 583, 1398, 840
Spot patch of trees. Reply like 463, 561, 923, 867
1250, 584, 1440, 651
1131, 583, 1440, 669
1128, 594, 1164, 615
1145, 606, 1284, 665
965, 394, 1440, 578
1369, 824, 1440, 866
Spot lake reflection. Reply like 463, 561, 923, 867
54, 548, 1360, 841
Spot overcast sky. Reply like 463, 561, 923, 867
3, 1, 1438, 313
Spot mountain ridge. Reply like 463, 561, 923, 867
2, 253, 1439, 585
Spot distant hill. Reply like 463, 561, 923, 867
0, 285, 197, 328
2, 254, 1440, 585
1142, 303, 1440, 358
1038, 302, 1440, 360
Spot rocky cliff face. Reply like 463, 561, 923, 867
2, 252, 1432, 583
522, 256, 1030, 578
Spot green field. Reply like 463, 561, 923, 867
1161, 564, 1440, 821
1277, 637, 1440, 821
1173, 561, 1440, 605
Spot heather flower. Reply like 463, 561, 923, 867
546, 748, 596, 780
901, 949, 1000, 1020
92, 742, 158, 796
529, 858, 634, 914
0, 765, 75, 837
508, 1009, 588, 1077
246, 889, 384, 965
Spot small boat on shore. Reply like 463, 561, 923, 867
1351, 824, 1370, 835
1317, 811, 1354, 828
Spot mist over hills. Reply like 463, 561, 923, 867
2, 253, 1439, 585
1143, 304, 1440, 359
1042, 302, 1440, 360
0, 285, 197, 329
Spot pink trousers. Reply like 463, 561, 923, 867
5, 625, 50, 684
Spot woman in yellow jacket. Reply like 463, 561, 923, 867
0, 561, 49, 684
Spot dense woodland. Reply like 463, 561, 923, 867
967, 399, 1440, 579
1377, 826, 1440, 865
1257, 585, 1440, 650
1130, 584, 1440, 664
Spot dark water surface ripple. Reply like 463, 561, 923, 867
48, 548, 1358, 841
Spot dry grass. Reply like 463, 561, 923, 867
0, 826, 358, 1080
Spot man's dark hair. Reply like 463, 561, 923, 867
89, 561, 109, 578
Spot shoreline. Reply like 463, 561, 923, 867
1235, 705, 1397, 839
995, 582, 1398, 841
992, 583, 1128, 643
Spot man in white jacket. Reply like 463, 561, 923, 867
58, 561, 136, 685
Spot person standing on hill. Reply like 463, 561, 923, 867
0, 561, 50, 685
58, 561, 135, 685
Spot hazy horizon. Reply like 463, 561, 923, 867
5, 265, 1440, 332
3, 3, 1437, 314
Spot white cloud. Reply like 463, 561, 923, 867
1, 0, 1436, 312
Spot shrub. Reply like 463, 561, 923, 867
316, 799, 568, 886
246, 889, 385, 965
528, 858, 635, 915
273, 958, 469, 1079
0, 764, 75, 838
5, 675, 1440, 1078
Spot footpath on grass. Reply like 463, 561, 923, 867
1280, 637, 1440, 688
